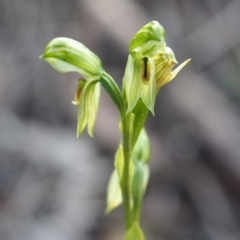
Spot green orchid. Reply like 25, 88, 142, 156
41, 37, 124, 138
41, 20, 190, 240
123, 21, 190, 115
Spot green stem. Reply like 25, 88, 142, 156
100, 72, 125, 117
120, 100, 149, 230
121, 113, 135, 229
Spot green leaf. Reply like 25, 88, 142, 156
77, 77, 100, 138
124, 221, 145, 240
105, 169, 122, 214
133, 128, 151, 163
132, 162, 150, 221
123, 55, 156, 114
41, 37, 104, 78
114, 144, 134, 189
132, 162, 144, 221
114, 144, 124, 179
142, 164, 150, 194
129, 21, 165, 59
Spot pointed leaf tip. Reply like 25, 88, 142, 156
105, 169, 122, 214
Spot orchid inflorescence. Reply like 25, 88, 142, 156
41, 21, 190, 240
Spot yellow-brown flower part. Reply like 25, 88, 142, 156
154, 47, 191, 91
72, 79, 86, 105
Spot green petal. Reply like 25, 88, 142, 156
124, 221, 145, 240
87, 82, 101, 137
41, 37, 104, 78
105, 169, 122, 214
77, 77, 100, 138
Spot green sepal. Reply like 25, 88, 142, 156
124, 221, 145, 240
105, 169, 122, 214
41, 37, 104, 78
129, 21, 165, 59
123, 55, 156, 115
77, 77, 100, 138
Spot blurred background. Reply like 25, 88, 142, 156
1, 0, 240, 239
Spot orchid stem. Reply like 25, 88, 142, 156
121, 113, 135, 229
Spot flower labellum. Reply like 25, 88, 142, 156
154, 47, 191, 90
72, 79, 86, 105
